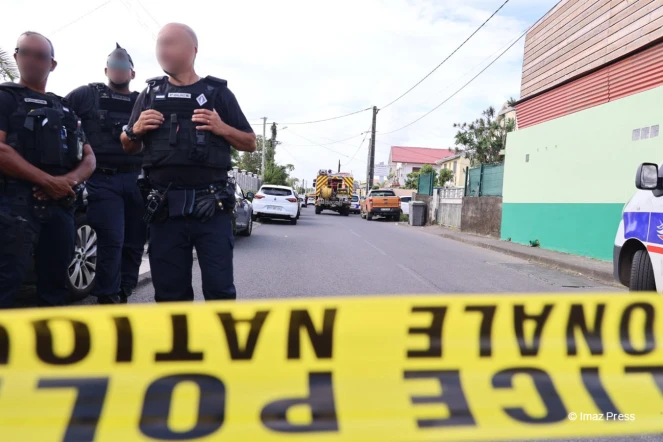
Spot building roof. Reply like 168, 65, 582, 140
436, 152, 463, 164
390, 146, 455, 164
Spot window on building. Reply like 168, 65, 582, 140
412, 167, 421, 173
453, 161, 457, 174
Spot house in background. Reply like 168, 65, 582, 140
436, 153, 471, 187
503, 0, 663, 261
387, 146, 455, 187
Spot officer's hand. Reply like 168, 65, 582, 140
32, 186, 51, 201
133, 110, 164, 137
192, 109, 227, 137
41, 176, 76, 200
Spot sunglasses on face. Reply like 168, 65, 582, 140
107, 59, 133, 70
15, 47, 52, 62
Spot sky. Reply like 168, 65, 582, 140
1, 0, 559, 185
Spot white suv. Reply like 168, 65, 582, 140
251, 185, 300, 225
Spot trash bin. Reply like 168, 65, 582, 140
410, 201, 427, 226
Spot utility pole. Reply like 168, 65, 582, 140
338, 159, 341, 173
261, 117, 267, 180
366, 106, 378, 193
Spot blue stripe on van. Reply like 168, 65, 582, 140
623, 212, 649, 242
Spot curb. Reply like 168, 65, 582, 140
137, 271, 152, 288
422, 228, 619, 287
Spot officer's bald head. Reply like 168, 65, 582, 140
157, 23, 198, 76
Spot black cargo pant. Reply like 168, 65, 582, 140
148, 209, 236, 302
0, 188, 75, 307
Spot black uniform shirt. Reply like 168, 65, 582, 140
128, 78, 253, 187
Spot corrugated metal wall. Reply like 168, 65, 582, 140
517, 42, 663, 129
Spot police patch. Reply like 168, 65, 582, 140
24, 98, 47, 105
196, 94, 208, 106
168, 92, 192, 99
111, 94, 131, 101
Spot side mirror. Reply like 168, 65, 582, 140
636, 163, 660, 190
247, 192, 255, 199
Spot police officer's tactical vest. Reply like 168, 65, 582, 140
142, 76, 231, 172
83, 83, 140, 165
0, 82, 83, 172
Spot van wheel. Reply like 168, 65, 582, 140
630, 250, 656, 291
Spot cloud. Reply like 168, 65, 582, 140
0, 0, 558, 183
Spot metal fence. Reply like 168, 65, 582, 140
465, 164, 504, 197
418, 172, 435, 196
439, 187, 464, 199
230, 167, 262, 193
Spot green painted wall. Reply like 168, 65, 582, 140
501, 203, 624, 261
502, 85, 663, 260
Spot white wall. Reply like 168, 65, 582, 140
389, 162, 444, 186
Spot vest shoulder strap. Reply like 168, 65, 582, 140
146, 76, 168, 87
203, 76, 227, 88
0, 82, 26, 96
89, 82, 106, 90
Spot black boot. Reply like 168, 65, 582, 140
119, 287, 131, 304
97, 294, 122, 304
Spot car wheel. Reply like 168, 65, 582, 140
296, 210, 300, 220
240, 215, 253, 237
67, 215, 97, 302
251, 213, 257, 222
290, 218, 298, 225
366, 212, 373, 221
630, 249, 656, 291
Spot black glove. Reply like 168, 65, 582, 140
193, 193, 221, 223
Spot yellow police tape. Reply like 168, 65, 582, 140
0, 294, 661, 441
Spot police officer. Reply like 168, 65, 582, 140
0, 32, 96, 307
121, 23, 256, 301
66, 44, 145, 304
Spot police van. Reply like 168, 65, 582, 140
614, 162, 663, 293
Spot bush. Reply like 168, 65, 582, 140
400, 213, 409, 223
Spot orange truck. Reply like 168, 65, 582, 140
360, 189, 401, 221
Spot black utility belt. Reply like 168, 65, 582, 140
95, 164, 142, 175
143, 181, 234, 224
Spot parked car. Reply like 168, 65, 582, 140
614, 162, 663, 292
233, 183, 254, 237
400, 196, 412, 216
350, 194, 361, 214
307, 196, 316, 205
361, 189, 401, 221
251, 185, 300, 225
298, 194, 307, 208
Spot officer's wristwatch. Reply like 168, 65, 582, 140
123, 125, 139, 141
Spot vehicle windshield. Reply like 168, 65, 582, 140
352, 196, 359, 202
261, 188, 292, 196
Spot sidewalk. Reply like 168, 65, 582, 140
137, 252, 151, 288
410, 224, 619, 287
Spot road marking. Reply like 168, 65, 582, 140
350, 230, 361, 238
364, 240, 387, 256
397, 264, 440, 291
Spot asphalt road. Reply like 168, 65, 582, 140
129, 207, 621, 302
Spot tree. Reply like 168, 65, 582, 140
507, 97, 518, 107
438, 168, 454, 187
0, 47, 18, 82
403, 172, 419, 189
454, 106, 515, 165
238, 136, 263, 175
372, 184, 380, 190
263, 163, 289, 186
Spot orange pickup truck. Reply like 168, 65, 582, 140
360, 189, 401, 221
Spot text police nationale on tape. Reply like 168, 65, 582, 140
0, 294, 661, 441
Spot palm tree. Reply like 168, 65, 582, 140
0, 47, 18, 82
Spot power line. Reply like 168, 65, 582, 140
135, 0, 160, 26
120, 0, 157, 40
49, 0, 113, 36
343, 127, 371, 165
285, 133, 364, 147
275, 107, 373, 125
285, 129, 351, 158
379, 26, 527, 136
380, 0, 510, 110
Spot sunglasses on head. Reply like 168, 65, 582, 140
15, 47, 52, 62
107, 59, 133, 70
